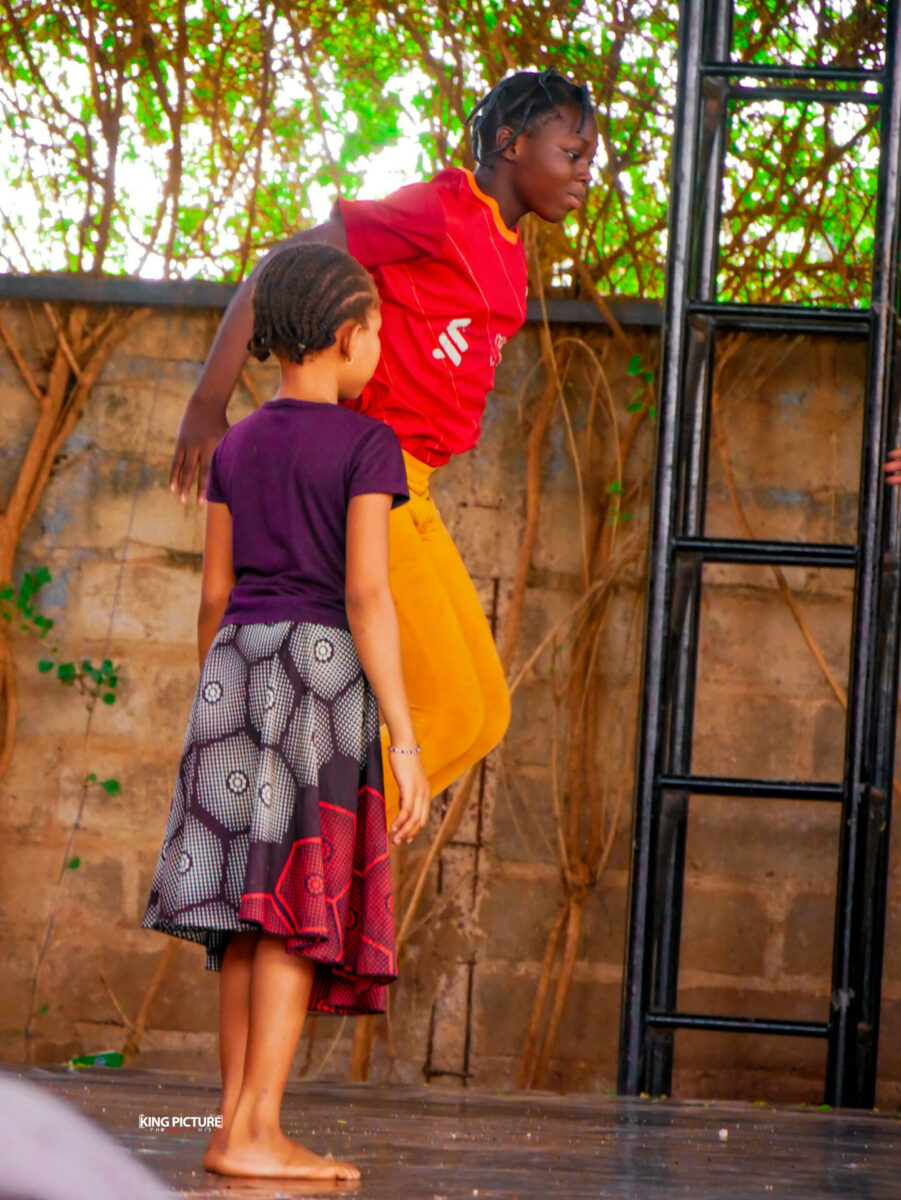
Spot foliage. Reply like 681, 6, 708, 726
0, 566, 54, 638
2, 567, 120, 705
0, 566, 121, 801
0, 0, 885, 303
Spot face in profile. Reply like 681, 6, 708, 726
507, 104, 599, 223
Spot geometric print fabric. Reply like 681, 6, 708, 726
142, 620, 396, 1014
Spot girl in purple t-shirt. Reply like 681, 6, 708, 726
143, 244, 430, 1182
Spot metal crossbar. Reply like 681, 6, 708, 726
618, 0, 901, 1107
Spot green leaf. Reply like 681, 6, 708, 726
627, 354, 643, 376
100, 778, 121, 796
627, 402, 643, 413
101, 693, 116, 705
57, 662, 77, 682
87, 773, 97, 782
0, 586, 13, 601
606, 479, 624, 495
37, 1002, 50, 1017
66, 855, 81, 869
34, 566, 51, 585
643, 370, 654, 383
37, 659, 54, 673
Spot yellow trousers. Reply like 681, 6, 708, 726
381, 451, 511, 824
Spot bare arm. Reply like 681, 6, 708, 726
345, 493, 430, 844
171, 215, 349, 504
197, 502, 235, 668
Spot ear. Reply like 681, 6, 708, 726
494, 123, 521, 162
335, 317, 364, 360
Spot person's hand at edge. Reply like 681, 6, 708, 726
883, 448, 901, 486
170, 401, 230, 505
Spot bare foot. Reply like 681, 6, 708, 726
203, 1128, 360, 1180
204, 1124, 228, 1160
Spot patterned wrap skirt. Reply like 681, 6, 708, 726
141, 620, 396, 1015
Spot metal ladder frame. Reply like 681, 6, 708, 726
618, 0, 901, 1107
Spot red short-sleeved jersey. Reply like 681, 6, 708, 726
335, 167, 528, 466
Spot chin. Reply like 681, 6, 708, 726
539, 204, 574, 224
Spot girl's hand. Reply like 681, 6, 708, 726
884, 448, 901, 486
170, 400, 230, 505
389, 753, 431, 845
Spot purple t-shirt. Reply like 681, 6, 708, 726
206, 398, 409, 629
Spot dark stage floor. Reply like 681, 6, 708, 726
5, 1064, 901, 1199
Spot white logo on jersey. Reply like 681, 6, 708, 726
490, 333, 508, 367
432, 318, 472, 367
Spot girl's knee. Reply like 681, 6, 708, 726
476, 670, 511, 755
440, 688, 486, 755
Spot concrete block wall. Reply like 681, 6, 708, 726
1, 304, 900, 1107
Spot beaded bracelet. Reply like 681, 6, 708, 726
388, 744, 421, 755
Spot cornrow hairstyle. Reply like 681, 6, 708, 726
247, 242, 378, 365
466, 67, 593, 164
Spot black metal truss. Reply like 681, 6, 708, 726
618, 0, 901, 1108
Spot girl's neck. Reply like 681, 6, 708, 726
472, 163, 526, 232
275, 361, 339, 405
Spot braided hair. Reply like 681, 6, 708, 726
466, 68, 593, 164
248, 242, 378, 365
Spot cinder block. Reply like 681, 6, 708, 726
673, 1058, 826, 1104
782, 891, 836, 979
89, 649, 199, 749
873, 997, 901, 1080
685, 795, 840, 888
427, 960, 471, 1077
880, 905, 901, 982
489, 763, 560, 866
59, 851, 125, 925
506, 681, 556, 768
0, 840, 69, 926
705, 335, 864, 501
692, 687, 809, 780
811, 699, 848, 781
696, 584, 852, 698
473, 961, 621, 1067
478, 867, 562, 963
679, 887, 770, 977
506, 584, 587, 685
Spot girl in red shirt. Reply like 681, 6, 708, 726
171, 69, 597, 829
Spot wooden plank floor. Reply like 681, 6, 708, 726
5, 1064, 901, 1199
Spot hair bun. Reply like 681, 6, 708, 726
247, 331, 271, 363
